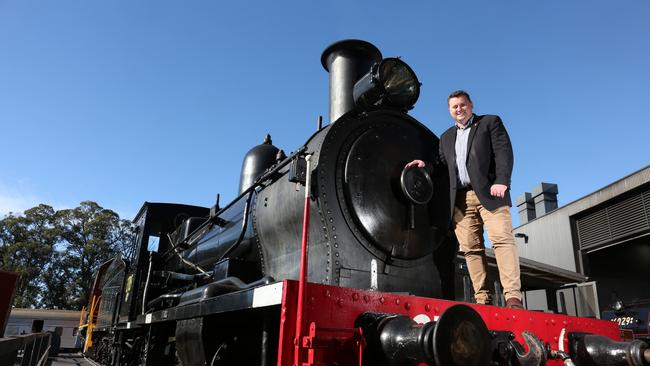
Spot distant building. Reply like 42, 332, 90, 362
511, 165, 650, 316
4, 308, 82, 350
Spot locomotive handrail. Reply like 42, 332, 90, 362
294, 153, 313, 366
155, 145, 310, 283
163, 189, 255, 278
216, 190, 254, 262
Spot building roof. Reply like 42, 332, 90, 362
464, 248, 587, 287
515, 165, 650, 228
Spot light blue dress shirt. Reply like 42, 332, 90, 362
454, 115, 474, 188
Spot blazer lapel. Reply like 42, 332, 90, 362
448, 128, 458, 165
465, 114, 479, 160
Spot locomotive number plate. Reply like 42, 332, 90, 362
611, 316, 637, 327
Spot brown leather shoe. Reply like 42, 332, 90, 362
506, 298, 524, 309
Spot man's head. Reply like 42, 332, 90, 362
447, 90, 473, 126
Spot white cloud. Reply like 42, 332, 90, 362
0, 180, 134, 220
0, 180, 73, 218
0, 180, 40, 217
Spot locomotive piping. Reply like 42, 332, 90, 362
166, 232, 207, 274
549, 350, 576, 366
173, 146, 308, 251
157, 147, 308, 280
142, 252, 154, 315
216, 190, 254, 261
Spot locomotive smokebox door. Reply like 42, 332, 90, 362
340, 117, 439, 260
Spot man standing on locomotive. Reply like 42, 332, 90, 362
407, 90, 523, 309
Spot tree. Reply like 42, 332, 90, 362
0, 205, 58, 307
40, 251, 76, 309
54, 201, 134, 309
0, 201, 134, 309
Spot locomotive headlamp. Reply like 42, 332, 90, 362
613, 300, 624, 311
353, 57, 421, 111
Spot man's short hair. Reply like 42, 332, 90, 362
448, 90, 472, 104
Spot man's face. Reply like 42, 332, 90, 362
448, 96, 473, 125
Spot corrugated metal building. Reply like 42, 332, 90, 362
511, 165, 650, 317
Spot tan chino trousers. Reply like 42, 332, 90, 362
453, 190, 522, 304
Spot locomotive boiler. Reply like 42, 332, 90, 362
82, 40, 650, 366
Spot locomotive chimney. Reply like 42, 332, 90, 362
321, 40, 382, 123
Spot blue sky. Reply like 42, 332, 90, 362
1, 1, 648, 225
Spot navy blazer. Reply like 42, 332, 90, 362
438, 114, 514, 218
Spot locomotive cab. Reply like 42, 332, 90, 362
119, 202, 210, 322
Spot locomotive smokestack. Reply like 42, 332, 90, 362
321, 40, 382, 123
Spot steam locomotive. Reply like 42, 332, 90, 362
82, 40, 650, 366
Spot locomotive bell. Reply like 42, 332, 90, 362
238, 134, 279, 194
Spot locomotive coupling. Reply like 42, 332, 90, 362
488, 329, 549, 366
512, 331, 547, 366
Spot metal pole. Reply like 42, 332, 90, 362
294, 154, 312, 366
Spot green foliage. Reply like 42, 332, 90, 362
0, 204, 57, 307
0, 201, 134, 309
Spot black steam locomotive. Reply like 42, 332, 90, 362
83, 40, 649, 366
